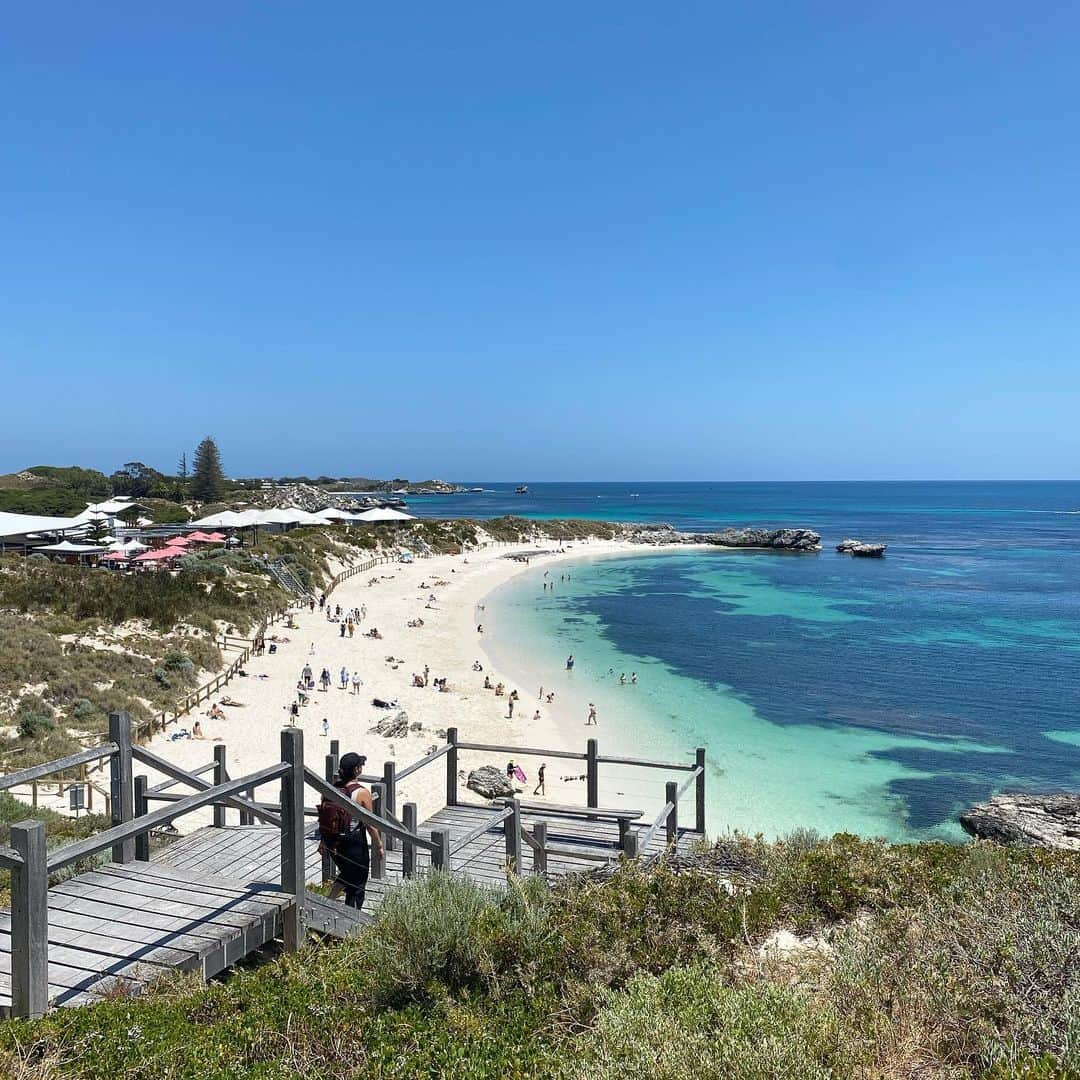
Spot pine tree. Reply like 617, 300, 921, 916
175, 451, 189, 502
190, 437, 226, 502
85, 516, 110, 543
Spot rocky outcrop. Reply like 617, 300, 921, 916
466, 765, 515, 800
696, 528, 822, 552
369, 710, 410, 739
837, 538, 887, 557
960, 792, 1080, 850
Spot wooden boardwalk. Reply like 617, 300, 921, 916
0, 717, 707, 1018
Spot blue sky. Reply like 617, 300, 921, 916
2, 3, 1078, 480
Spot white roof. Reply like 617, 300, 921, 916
312, 507, 353, 520
190, 510, 247, 528
354, 507, 416, 522
35, 540, 109, 553
0, 510, 86, 539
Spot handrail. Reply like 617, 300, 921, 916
395, 743, 452, 780
302, 767, 437, 853
0, 846, 25, 869
47, 762, 290, 873
635, 800, 675, 854
456, 741, 587, 762
675, 765, 704, 801
132, 744, 282, 828
597, 754, 696, 771
0, 744, 119, 792
451, 806, 513, 852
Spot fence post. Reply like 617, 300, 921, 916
330, 738, 340, 760
382, 760, 397, 852
586, 738, 599, 813
109, 711, 134, 864
431, 827, 451, 871
622, 829, 639, 859
402, 802, 417, 878
134, 775, 150, 861
446, 727, 459, 807
10, 820, 48, 1019
665, 780, 678, 848
213, 745, 227, 828
504, 798, 522, 875
279, 727, 305, 952
370, 784, 385, 880
532, 820, 548, 875
240, 784, 253, 827
695, 747, 706, 835
319, 752, 337, 883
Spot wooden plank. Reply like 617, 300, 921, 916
0, 744, 118, 793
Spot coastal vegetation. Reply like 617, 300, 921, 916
0, 555, 287, 767
0, 834, 1074, 1078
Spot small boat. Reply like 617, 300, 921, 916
515, 485, 528, 494
469, 487, 484, 493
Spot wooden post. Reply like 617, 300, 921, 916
10, 820, 48, 1019
532, 820, 548, 875
504, 798, 522, 875
330, 739, 340, 759
134, 775, 150, 861
623, 829, 639, 859
586, 738, 599, 813
445, 727, 458, 807
665, 780, 678, 848
109, 711, 134, 864
382, 760, 397, 852
402, 802, 417, 878
431, 826, 451, 871
695, 747, 706, 835
279, 727, 305, 951
370, 785, 385, 880
213, 745, 227, 828
240, 784, 254, 827
320, 753, 336, 883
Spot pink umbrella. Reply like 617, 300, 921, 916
205, 532, 227, 542
168, 535, 193, 546
186, 531, 216, 543
101, 551, 128, 562
134, 547, 185, 562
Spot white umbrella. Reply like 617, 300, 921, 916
190, 510, 247, 528
122, 538, 148, 552
35, 540, 110, 554
354, 507, 416, 522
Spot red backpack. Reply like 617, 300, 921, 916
318, 781, 360, 842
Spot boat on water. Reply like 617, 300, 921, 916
515, 484, 528, 494
469, 487, 485, 493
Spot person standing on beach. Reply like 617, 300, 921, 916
340, 666, 349, 690
533, 763, 546, 796
586, 703, 597, 725
322, 717, 329, 738
507, 697, 515, 719
351, 671, 363, 694
539, 686, 544, 700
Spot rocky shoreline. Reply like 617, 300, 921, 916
960, 792, 1080, 851
618, 523, 822, 551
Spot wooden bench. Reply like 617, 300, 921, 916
510, 800, 643, 847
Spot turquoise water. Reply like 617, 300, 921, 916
467, 483, 1080, 841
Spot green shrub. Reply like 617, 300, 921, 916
363, 872, 556, 1006
579, 964, 860, 1080
15, 697, 56, 738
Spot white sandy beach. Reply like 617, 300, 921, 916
135, 537, 677, 832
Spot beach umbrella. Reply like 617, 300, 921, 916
101, 551, 128, 562
122, 538, 148, 552
205, 532, 227, 542
354, 507, 416, 522
186, 531, 217, 543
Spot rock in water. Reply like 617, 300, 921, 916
370, 710, 410, 738
697, 528, 822, 552
960, 792, 1080, 850
467, 765, 515, 800
837, 538, 887, 557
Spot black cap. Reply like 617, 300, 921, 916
338, 752, 367, 778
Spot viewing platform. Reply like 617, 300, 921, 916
0, 714, 706, 1018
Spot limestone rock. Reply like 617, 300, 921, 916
467, 765, 515, 800
370, 710, 410, 739
960, 792, 1080, 850
837, 538, 887, 557
695, 528, 822, 552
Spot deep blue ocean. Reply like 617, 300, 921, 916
409, 483, 1080, 840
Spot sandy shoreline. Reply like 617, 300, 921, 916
133, 538, 678, 831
